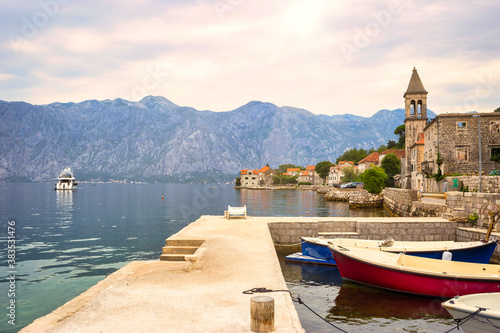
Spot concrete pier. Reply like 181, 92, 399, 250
21, 216, 305, 333
21, 215, 500, 332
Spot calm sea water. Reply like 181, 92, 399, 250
0, 183, 455, 332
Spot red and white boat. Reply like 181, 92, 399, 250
442, 293, 500, 333
330, 245, 500, 298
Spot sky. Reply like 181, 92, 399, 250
1, 0, 499, 116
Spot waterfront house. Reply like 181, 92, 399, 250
357, 152, 380, 174
258, 166, 275, 187
240, 169, 259, 187
240, 166, 276, 187
286, 168, 301, 177
328, 161, 356, 186
298, 170, 313, 184
306, 165, 321, 184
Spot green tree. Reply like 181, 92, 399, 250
386, 140, 397, 149
394, 124, 405, 148
235, 177, 241, 186
381, 153, 401, 187
494, 107, 500, 112
273, 174, 298, 185
341, 166, 359, 183
336, 148, 368, 164
360, 165, 388, 194
315, 161, 333, 184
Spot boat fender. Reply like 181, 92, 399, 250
442, 250, 453, 261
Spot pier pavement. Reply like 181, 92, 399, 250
21, 216, 308, 333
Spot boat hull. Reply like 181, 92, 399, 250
331, 247, 500, 298
301, 237, 497, 265
442, 293, 500, 333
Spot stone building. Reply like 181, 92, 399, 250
421, 112, 500, 192
400, 67, 500, 192
240, 166, 275, 187
328, 161, 357, 186
240, 169, 259, 187
357, 152, 379, 173
258, 166, 275, 187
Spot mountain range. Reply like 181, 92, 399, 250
0, 96, 435, 183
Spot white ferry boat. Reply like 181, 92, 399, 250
54, 168, 78, 190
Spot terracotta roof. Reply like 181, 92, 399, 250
258, 166, 271, 173
358, 152, 379, 164
283, 172, 290, 176
306, 165, 315, 170
300, 170, 309, 176
338, 160, 354, 165
240, 169, 248, 175
404, 67, 427, 96
287, 168, 300, 173
415, 133, 425, 145
380, 149, 406, 159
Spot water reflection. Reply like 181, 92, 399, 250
279, 255, 454, 332
56, 190, 74, 211
329, 282, 449, 323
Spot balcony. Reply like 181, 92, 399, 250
421, 161, 435, 175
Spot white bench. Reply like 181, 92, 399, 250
225, 205, 247, 219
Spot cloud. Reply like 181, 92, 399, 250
0, 0, 499, 115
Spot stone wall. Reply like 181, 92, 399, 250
408, 202, 448, 217
349, 190, 383, 208
443, 176, 500, 193
436, 113, 500, 176
383, 188, 418, 216
324, 190, 350, 201
447, 191, 500, 229
268, 218, 461, 244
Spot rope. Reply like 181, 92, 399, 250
443, 307, 485, 333
242, 287, 348, 333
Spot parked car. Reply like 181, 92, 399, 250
340, 182, 364, 188
489, 170, 500, 176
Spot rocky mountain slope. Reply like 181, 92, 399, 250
0, 96, 434, 182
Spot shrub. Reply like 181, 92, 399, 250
360, 166, 388, 194
298, 182, 312, 186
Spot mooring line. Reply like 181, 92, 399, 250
443, 307, 485, 333
242, 287, 348, 333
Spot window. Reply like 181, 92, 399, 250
456, 146, 469, 161
491, 146, 500, 163
491, 121, 500, 133
456, 121, 467, 130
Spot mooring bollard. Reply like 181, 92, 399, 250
250, 296, 275, 332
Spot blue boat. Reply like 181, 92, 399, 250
285, 237, 498, 265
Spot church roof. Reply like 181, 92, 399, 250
404, 67, 427, 97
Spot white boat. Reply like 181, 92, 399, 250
54, 168, 78, 190
442, 293, 500, 333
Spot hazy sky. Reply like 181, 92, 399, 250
1, 0, 499, 116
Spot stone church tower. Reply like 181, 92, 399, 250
403, 67, 428, 188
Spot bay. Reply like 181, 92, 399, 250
0, 183, 455, 332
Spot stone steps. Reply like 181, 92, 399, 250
162, 246, 199, 254
160, 238, 205, 261
165, 239, 205, 247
